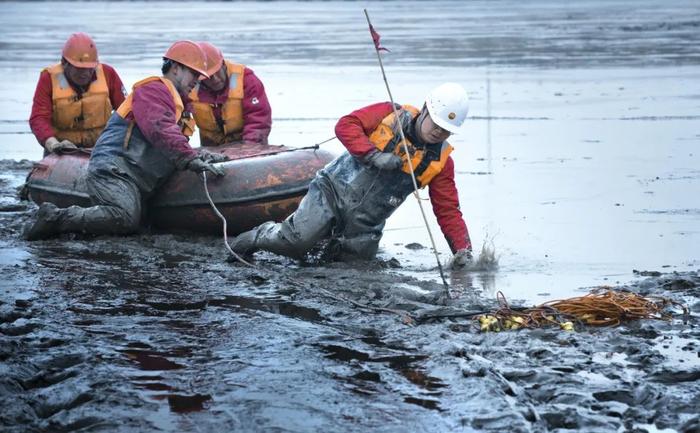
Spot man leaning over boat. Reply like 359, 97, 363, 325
189, 42, 272, 147
29, 33, 127, 155
230, 83, 474, 269
23, 40, 226, 241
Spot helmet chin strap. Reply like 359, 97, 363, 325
413, 108, 429, 144
416, 107, 445, 145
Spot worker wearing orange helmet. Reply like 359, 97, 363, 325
29, 33, 127, 154
24, 41, 227, 241
189, 42, 272, 146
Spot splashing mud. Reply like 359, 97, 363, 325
469, 237, 500, 272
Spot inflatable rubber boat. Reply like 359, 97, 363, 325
24, 143, 335, 235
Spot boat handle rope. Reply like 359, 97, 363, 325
201, 171, 256, 268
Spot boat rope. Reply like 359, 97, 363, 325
313, 136, 337, 147
474, 289, 689, 332
200, 171, 256, 268
364, 9, 451, 296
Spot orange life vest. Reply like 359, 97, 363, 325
116, 76, 195, 137
189, 60, 246, 146
368, 104, 453, 187
46, 63, 112, 148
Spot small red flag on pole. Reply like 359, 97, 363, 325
363, 9, 451, 295
368, 23, 390, 52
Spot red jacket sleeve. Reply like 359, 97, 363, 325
334, 102, 395, 158
241, 68, 272, 144
428, 156, 471, 253
29, 65, 126, 148
130, 81, 198, 165
102, 63, 126, 109
28, 70, 55, 146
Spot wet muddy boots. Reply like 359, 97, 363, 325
22, 202, 82, 241
230, 223, 272, 258
23, 203, 65, 240
230, 221, 308, 260
229, 227, 261, 257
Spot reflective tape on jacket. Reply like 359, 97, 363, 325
116, 76, 194, 137
45, 63, 111, 147
368, 104, 453, 187
189, 60, 245, 146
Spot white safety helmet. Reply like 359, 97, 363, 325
425, 82, 469, 133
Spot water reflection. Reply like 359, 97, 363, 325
448, 269, 497, 299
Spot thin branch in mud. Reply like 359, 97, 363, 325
315, 286, 416, 325
263, 272, 417, 324
414, 310, 486, 324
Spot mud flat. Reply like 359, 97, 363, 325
0, 160, 697, 432
1, 1, 699, 430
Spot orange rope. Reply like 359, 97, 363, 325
476, 288, 688, 332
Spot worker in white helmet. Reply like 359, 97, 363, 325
231, 83, 473, 268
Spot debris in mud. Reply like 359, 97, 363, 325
0, 203, 27, 212
474, 288, 688, 332
404, 242, 425, 250
634, 269, 662, 277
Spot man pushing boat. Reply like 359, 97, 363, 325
230, 83, 474, 268
23, 41, 226, 241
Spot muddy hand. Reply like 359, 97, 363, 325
366, 150, 402, 170
45, 137, 78, 153
187, 157, 226, 177
198, 148, 229, 163
448, 248, 473, 269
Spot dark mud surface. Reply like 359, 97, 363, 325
1, 159, 699, 433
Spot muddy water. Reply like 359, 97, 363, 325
1, 0, 699, 299
1, 160, 699, 431
0, 160, 700, 432
1, 1, 700, 431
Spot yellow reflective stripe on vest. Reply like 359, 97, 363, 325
45, 63, 111, 147
189, 60, 246, 145
368, 104, 453, 187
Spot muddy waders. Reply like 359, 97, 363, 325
231, 152, 416, 261
23, 166, 143, 240
24, 113, 188, 240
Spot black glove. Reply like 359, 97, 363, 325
366, 150, 402, 170
198, 148, 229, 163
187, 157, 226, 177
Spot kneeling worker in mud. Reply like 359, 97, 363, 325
190, 42, 272, 146
30, 33, 127, 154
24, 41, 227, 241
231, 83, 473, 267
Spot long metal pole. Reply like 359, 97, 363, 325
363, 9, 450, 293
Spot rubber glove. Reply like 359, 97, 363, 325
198, 148, 229, 163
448, 248, 473, 269
366, 150, 402, 170
45, 137, 77, 153
187, 157, 226, 177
